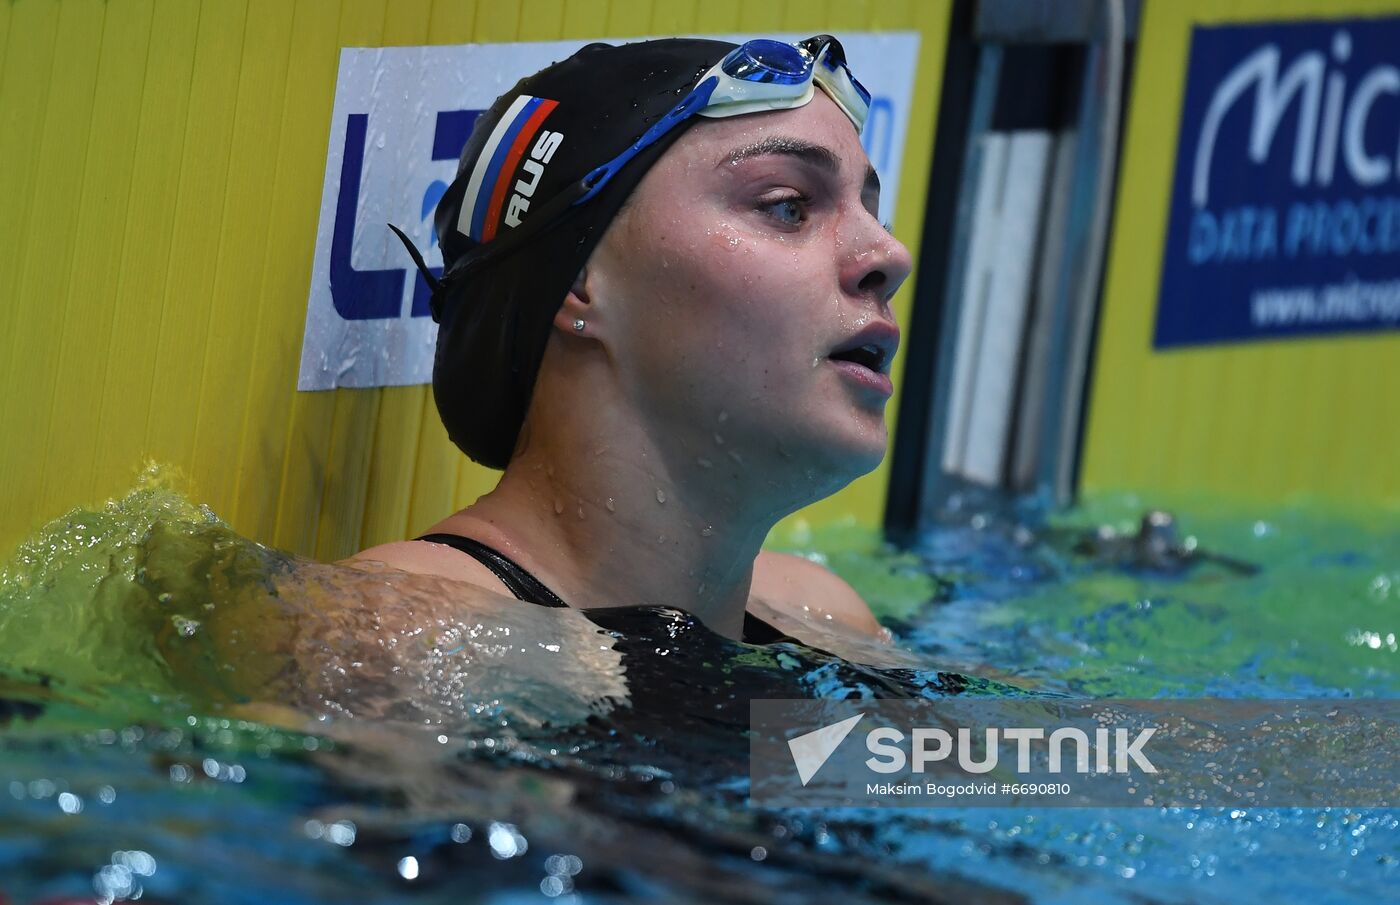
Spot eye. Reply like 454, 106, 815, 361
758, 193, 810, 227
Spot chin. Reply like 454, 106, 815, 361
791, 418, 888, 492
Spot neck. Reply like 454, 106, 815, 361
437, 414, 813, 642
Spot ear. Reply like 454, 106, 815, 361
553, 265, 594, 336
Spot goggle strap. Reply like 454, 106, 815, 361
575, 77, 719, 206
388, 222, 445, 321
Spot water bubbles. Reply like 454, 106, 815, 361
93, 865, 136, 903
553, 498, 564, 515
58, 791, 83, 814
717, 410, 729, 423
545, 853, 583, 875
541, 853, 583, 897
171, 614, 200, 637
397, 855, 420, 880
605, 497, 616, 512
656, 489, 667, 504
450, 822, 473, 843
1345, 629, 1397, 652
487, 821, 528, 859
325, 819, 358, 846
750, 845, 768, 861
201, 758, 247, 783
696, 457, 713, 469
713, 433, 725, 446
93, 850, 156, 903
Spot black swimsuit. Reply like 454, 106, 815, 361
413, 534, 972, 754
415, 533, 795, 644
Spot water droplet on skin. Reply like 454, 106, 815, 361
577, 505, 585, 520
701, 526, 713, 537
606, 498, 616, 512
696, 457, 713, 469
546, 464, 555, 477
728, 450, 745, 465
717, 410, 728, 423
656, 489, 667, 504
812, 357, 821, 367
713, 433, 725, 446
553, 498, 564, 515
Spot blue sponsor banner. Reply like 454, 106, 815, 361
1155, 17, 1400, 349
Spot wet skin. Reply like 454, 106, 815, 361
352, 91, 912, 650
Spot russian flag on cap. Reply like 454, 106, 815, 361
456, 95, 560, 243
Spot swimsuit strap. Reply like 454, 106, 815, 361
415, 533, 568, 608
414, 532, 793, 644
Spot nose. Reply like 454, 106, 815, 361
840, 210, 914, 306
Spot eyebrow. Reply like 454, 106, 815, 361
721, 136, 881, 198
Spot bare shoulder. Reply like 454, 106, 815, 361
752, 550, 889, 642
341, 540, 510, 594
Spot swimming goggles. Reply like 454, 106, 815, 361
398, 35, 871, 308
576, 35, 871, 205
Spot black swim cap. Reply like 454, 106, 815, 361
428, 38, 737, 470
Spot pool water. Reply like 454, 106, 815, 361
0, 469, 1395, 904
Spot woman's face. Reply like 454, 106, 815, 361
583, 90, 913, 496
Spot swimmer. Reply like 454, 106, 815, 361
1058, 510, 1260, 576
348, 37, 912, 653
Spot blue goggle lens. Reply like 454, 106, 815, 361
720, 39, 811, 84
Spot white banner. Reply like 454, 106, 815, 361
299, 33, 922, 391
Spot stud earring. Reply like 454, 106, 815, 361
572, 318, 586, 332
